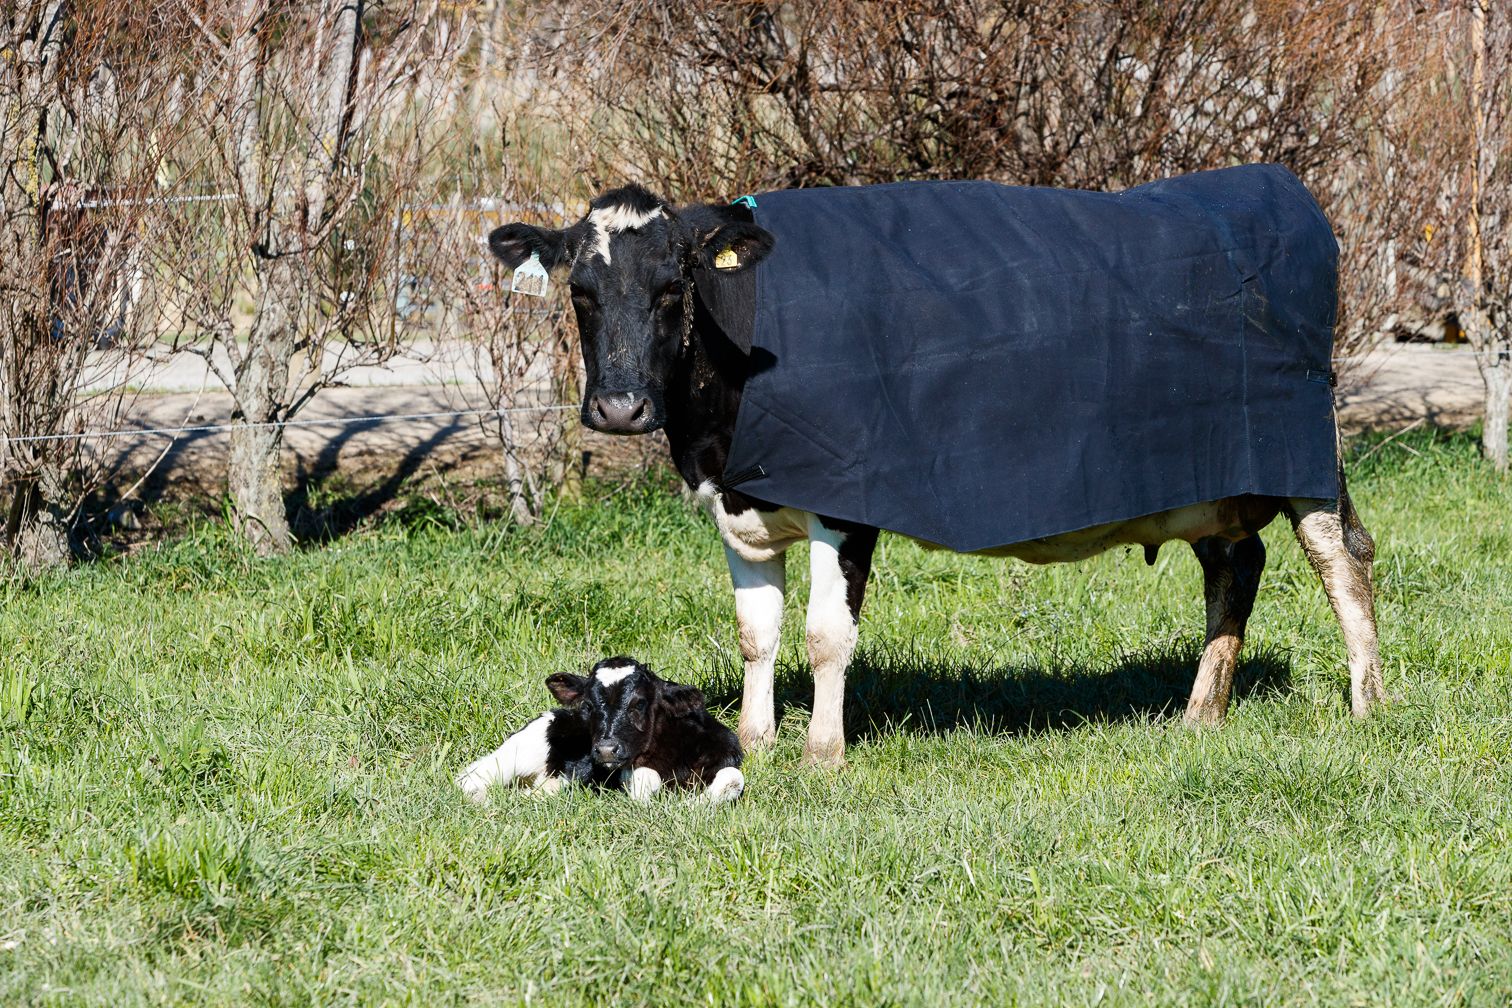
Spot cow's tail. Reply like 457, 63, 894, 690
1336, 459, 1375, 565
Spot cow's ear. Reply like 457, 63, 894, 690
545, 673, 589, 706
694, 220, 774, 274
488, 222, 582, 271
660, 683, 706, 718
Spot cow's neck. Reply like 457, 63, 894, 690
662, 270, 750, 493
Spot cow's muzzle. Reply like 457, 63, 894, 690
584, 389, 662, 434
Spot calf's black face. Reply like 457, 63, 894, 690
487, 186, 774, 434
545, 657, 706, 770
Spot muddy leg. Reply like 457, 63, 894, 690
1186, 534, 1265, 725
1287, 495, 1386, 717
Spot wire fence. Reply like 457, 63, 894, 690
1, 346, 1498, 447
2, 404, 577, 446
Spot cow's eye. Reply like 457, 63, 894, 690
656, 281, 684, 307
570, 285, 596, 307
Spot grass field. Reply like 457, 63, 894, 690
3, 429, 1511, 1006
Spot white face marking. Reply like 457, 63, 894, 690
456, 710, 555, 803
594, 663, 635, 687
587, 203, 663, 264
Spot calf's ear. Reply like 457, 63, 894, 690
660, 683, 706, 717
488, 221, 583, 271
545, 673, 589, 706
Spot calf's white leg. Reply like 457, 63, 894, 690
727, 546, 786, 750
1288, 496, 1386, 717
701, 767, 745, 805
624, 766, 663, 801
456, 712, 554, 803
803, 520, 858, 767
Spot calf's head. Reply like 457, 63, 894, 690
487, 186, 774, 434
545, 657, 707, 770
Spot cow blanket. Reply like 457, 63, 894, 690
718, 163, 1339, 553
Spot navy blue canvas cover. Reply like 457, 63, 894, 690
721, 163, 1339, 552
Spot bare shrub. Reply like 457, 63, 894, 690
160, 0, 467, 553
0, 1, 191, 574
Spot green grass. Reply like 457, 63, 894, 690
3, 429, 1511, 1006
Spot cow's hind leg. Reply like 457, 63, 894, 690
1287, 494, 1386, 717
1186, 534, 1265, 725
456, 712, 555, 803
727, 547, 785, 750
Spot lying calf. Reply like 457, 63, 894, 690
457, 657, 744, 805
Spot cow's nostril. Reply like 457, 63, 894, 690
588, 391, 657, 432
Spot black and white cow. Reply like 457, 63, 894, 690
486, 185, 1385, 767
457, 656, 745, 803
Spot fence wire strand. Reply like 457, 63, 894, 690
2, 347, 1501, 447
2, 404, 577, 446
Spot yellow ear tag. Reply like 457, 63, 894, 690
714, 247, 739, 270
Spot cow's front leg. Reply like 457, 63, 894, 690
726, 546, 786, 750
1186, 533, 1265, 725
1287, 495, 1386, 717
621, 766, 663, 801
700, 766, 745, 805
803, 519, 878, 768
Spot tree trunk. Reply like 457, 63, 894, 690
228, 256, 297, 554
3, 470, 72, 575
1479, 343, 1512, 472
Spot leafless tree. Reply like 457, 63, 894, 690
1449, 0, 1512, 470
0, 2, 190, 574
162, 0, 466, 553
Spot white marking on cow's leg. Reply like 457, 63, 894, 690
1289, 498, 1386, 717
624, 766, 663, 801
803, 520, 856, 768
1185, 535, 1265, 726
455, 712, 555, 803
727, 545, 785, 750
700, 767, 745, 805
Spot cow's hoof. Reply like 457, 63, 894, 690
1181, 705, 1227, 728
738, 725, 777, 750
800, 744, 846, 769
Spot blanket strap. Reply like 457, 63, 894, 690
1306, 369, 1336, 387
717, 464, 767, 492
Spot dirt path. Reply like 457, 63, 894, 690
92, 344, 1484, 503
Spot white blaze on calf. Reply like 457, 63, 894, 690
594, 662, 636, 687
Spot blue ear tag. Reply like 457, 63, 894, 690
730, 195, 758, 210
510, 252, 549, 297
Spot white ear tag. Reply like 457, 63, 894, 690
510, 252, 549, 297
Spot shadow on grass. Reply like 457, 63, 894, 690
286, 418, 467, 544
709, 641, 1293, 741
